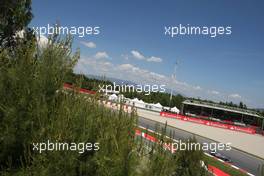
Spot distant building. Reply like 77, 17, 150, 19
182, 99, 264, 131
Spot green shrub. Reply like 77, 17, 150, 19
0, 36, 142, 175
0, 33, 207, 176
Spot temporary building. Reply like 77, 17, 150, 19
150, 102, 163, 112
171, 106, 180, 113
154, 103, 163, 108
108, 94, 118, 101
131, 98, 140, 102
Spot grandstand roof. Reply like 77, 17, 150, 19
183, 99, 263, 119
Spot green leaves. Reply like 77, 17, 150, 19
0, 0, 33, 49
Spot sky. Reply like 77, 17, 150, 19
30, 0, 264, 108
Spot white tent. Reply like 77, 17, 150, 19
132, 98, 139, 102
154, 103, 162, 108
171, 106, 180, 113
150, 102, 163, 112
163, 106, 170, 110
130, 98, 145, 108
138, 100, 145, 104
108, 94, 118, 101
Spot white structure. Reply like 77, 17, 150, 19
108, 94, 118, 101
163, 106, 170, 111
171, 106, 180, 114
100, 88, 120, 95
149, 103, 163, 112
122, 97, 180, 113
125, 98, 165, 112
131, 98, 146, 108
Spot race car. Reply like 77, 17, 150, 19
210, 150, 232, 163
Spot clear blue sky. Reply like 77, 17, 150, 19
30, 0, 264, 108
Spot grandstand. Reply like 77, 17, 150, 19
181, 100, 264, 132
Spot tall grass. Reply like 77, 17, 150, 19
0, 35, 207, 176
0, 35, 140, 175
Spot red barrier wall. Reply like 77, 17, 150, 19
63, 83, 96, 95
160, 112, 256, 134
208, 165, 230, 176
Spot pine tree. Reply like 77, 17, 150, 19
0, 0, 34, 49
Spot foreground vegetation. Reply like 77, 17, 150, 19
0, 1, 209, 175
0, 34, 208, 175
